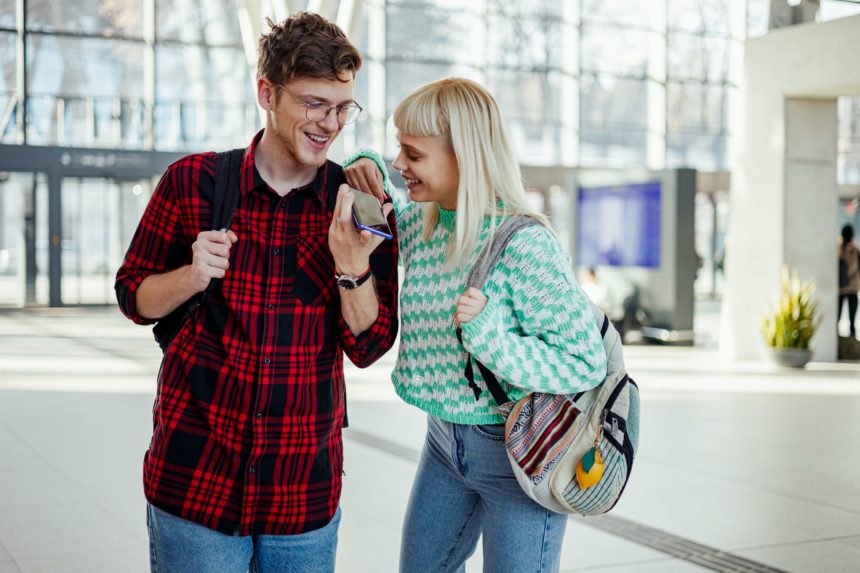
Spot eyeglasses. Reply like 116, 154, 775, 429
278, 84, 363, 126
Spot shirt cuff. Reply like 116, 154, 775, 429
339, 303, 395, 368
116, 274, 157, 325
342, 148, 391, 190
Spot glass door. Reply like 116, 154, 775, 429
60, 177, 152, 305
0, 172, 48, 307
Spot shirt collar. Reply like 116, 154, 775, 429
242, 129, 329, 204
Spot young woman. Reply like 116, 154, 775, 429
839, 224, 859, 338
342, 78, 608, 573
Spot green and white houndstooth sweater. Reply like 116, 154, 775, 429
345, 150, 608, 425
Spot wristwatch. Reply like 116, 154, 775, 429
335, 266, 372, 290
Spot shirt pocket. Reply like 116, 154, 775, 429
295, 234, 337, 307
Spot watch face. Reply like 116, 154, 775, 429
336, 276, 358, 289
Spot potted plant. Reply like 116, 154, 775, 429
760, 267, 822, 368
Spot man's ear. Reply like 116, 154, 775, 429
257, 78, 276, 111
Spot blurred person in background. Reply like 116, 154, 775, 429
839, 223, 859, 339
580, 266, 615, 318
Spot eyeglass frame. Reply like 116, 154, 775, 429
276, 83, 363, 126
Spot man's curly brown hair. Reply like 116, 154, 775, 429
257, 12, 362, 85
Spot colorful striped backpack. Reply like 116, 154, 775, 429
459, 216, 640, 515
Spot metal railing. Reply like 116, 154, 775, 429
1, 91, 259, 151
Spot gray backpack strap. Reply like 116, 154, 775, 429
457, 215, 543, 406
466, 215, 542, 290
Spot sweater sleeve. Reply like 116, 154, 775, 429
342, 148, 410, 221
459, 225, 607, 395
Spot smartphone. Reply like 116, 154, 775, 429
349, 188, 393, 240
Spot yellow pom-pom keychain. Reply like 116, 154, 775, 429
575, 425, 606, 490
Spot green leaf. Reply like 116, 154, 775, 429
760, 266, 821, 349
581, 448, 596, 473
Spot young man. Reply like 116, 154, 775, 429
115, 13, 398, 572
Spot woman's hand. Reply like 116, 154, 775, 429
344, 158, 387, 203
455, 288, 488, 328
328, 184, 394, 275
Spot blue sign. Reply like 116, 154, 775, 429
577, 181, 662, 268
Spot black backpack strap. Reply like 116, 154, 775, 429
325, 161, 344, 214
212, 148, 245, 232
456, 215, 542, 407
152, 148, 244, 353
193, 148, 244, 307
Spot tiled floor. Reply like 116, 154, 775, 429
0, 306, 859, 572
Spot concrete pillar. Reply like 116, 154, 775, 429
784, 98, 839, 360
722, 15, 860, 362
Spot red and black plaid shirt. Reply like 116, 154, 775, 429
115, 130, 398, 535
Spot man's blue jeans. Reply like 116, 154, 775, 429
146, 502, 341, 573
400, 415, 568, 573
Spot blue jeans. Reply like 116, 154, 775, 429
400, 415, 567, 573
146, 503, 341, 573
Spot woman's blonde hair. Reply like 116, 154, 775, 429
393, 77, 551, 269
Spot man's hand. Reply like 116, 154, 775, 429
455, 288, 489, 328
344, 158, 387, 202
328, 184, 393, 276
187, 230, 239, 292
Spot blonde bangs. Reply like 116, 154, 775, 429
393, 82, 450, 138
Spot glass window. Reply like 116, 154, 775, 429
581, 0, 649, 27
488, 15, 562, 71
0, 93, 17, 143
26, 35, 144, 145
28, 35, 145, 99
385, 61, 483, 118
351, 58, 382, 151
667, 132, 727, 170
156, 45, 249, 103
581, 25, 649, 76
156, 0, 242, 45
1, 31, 15, 92
580, 74, 649, 166
580, 126, 648, 166
385, 4, 482, 67
667, 82, 727, 134
487, 69, 562, 165
667, 33, 729, 82
386, 0, 477, 11
0, 0, 14, 28
0, 32, 13, 150
747, 0, 770, 38
27, 0, 144, 38
488, 69, 560, 126
580, 74, 648, 129
155, 44, 254, 151
667, 0, 729, 35
0, 173, 49, 307
486, 0, 563, 19
838, 153, 860, 186
838, 97, 860, 185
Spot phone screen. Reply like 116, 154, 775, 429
350, 189, 392, 239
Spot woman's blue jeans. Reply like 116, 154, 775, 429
400, 415, 567, 573
146, 502, 341, 573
